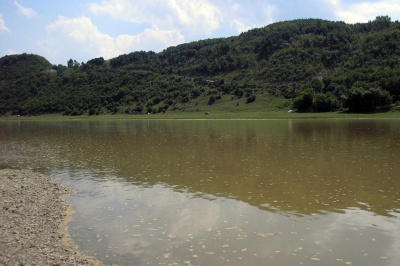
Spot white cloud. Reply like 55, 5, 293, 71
13, 0, 39, 19
165, 0, 222, 34
231, 19, 263, 34
327, 0, 341, 5
89, 0, 222, 36
89, 0, 154, 23
0, 14, 10, 32
263, 4, 277, 24
231, 19, 252, 33
42, 16, 184, 63
229, 3, 276, 34
46, 16, 113, 51
113, 26, 185, 55
327, 0, 400, 23
6, 49, 18, 55
231, 3, 241, 11
49, 0, 253, 63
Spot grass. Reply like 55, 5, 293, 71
1, 93, 400, 121
1, 109, 400, 121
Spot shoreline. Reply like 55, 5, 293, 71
1, 110, 400, 121
0, 168, 101, 265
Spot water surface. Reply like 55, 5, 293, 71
0, 119, 399, 265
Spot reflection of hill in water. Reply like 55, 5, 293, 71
1, 119, 399, 217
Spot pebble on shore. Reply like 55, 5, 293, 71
0, 168, 101, 265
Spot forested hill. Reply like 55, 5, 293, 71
1, 16, 400, 116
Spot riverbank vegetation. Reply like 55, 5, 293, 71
1, 16, 400, 117
2, 110, 400, 121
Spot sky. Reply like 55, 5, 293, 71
1, 0, 399, 65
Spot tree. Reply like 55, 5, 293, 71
312, 93, 337, 112
73, 60, 80, 69
372, 16, 391, 31
293, 88, 314, 112
67, 59, 74, 68
87, 57, 105, 66
310, 78, 324, 93
345, 87, 392, 112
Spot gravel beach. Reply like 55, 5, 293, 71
0, 168, 101, 265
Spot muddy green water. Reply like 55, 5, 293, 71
1, 119, 399, 265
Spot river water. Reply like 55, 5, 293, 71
0, 119, 399, 265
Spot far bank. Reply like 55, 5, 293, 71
1, 110, 400, 121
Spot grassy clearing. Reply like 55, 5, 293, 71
2, 92, 399, 121
1, 109, 400, 121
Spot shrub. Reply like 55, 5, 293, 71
246, 95, 256, 104
312, 93, 337, 112
293, 88, 314, 112
208, 95, 216, 105
345, 87, 392, 112
88, 108, 96, 115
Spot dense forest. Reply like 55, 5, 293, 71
1, 16, 400, 116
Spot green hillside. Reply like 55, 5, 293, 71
1, 16, 400, 116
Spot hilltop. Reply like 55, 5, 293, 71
1, 16, 400, 116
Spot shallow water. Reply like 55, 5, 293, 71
1, 119, 399, 265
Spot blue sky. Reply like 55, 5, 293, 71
1, 0, 399, 65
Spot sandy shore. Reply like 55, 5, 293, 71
0, 168, 102, 265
